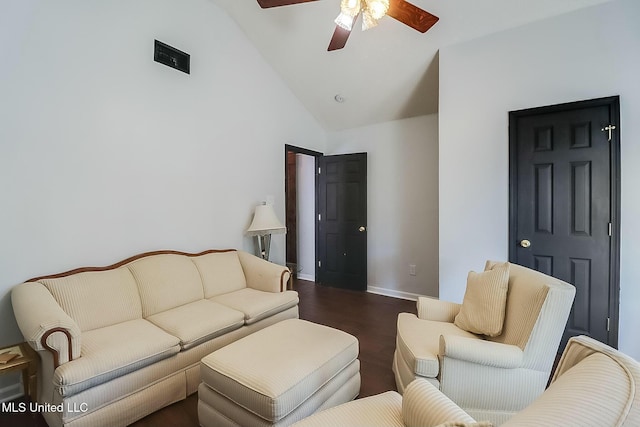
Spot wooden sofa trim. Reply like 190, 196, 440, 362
41, 327, 74, 369
281, 269, 289, 292
26, 249, 237, 282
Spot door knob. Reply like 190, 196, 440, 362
359, 226, 366, 232
520, 239, 531, 248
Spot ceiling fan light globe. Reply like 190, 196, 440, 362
335, 12, 355, 31
361, 10, 379, 31
364, 0, 389, 20
340, 0, 361, 16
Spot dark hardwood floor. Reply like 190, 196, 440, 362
0, 279, 415, 427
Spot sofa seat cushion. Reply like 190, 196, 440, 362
397, 313, 478, 378
53, 319, 180, 397
211, 288, 299, 325
147, 299, 245, 350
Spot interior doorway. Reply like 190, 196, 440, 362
284, 145, 369, 290
284, 145, 322, 282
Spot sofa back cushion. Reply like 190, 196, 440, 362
192, 251, 247, 298
40, 268, 142, 332
127, 254, 204, 317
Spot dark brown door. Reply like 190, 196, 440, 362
285, 151, 297, 266
509, 96, 620, 349
318, 153, 367, 291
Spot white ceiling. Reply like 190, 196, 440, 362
211, 0, 613, 131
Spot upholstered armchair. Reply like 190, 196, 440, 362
293, 335, 640, 427
393, 261, 576, 424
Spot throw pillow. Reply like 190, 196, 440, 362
454, 262, 510, 337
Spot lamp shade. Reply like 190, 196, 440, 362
246, 204, 286, 236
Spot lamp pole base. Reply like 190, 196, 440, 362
256, 233, 272, 260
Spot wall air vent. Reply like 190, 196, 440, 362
154, 40, 190, 74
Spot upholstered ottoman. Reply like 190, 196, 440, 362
198, 318, 361, 427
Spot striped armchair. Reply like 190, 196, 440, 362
392, 261, 576, 425
293, 335, 640, 427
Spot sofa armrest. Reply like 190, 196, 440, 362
417, 297, 461, 322
237, 251, 291, 292
439, 335, 524, 369
12, 282, 81, 367
402, 378, 477, 427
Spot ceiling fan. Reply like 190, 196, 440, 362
257, 0, 439, 51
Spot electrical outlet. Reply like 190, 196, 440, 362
409, 264, 416, 276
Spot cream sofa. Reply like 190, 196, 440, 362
294, 335, 640, 426
11, 249, 297, 427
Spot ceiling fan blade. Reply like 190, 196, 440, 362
328, 26, 352, 51
328, 14, 359, 51
387, 0, 439, 33
257, 0, 319, 8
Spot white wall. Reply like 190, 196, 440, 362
439, 0, 640, 358
296, 154, 316, 281
0, 0, 325, 393
327, 115, 439, 299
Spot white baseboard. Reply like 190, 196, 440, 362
0, 382, 23, 403
293, 279, 427, 302
366, 286, 425, 301
296, 273, 315, 282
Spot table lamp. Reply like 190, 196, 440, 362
246, 203, 286, 260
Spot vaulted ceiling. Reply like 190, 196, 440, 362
212, 0, 613, 131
